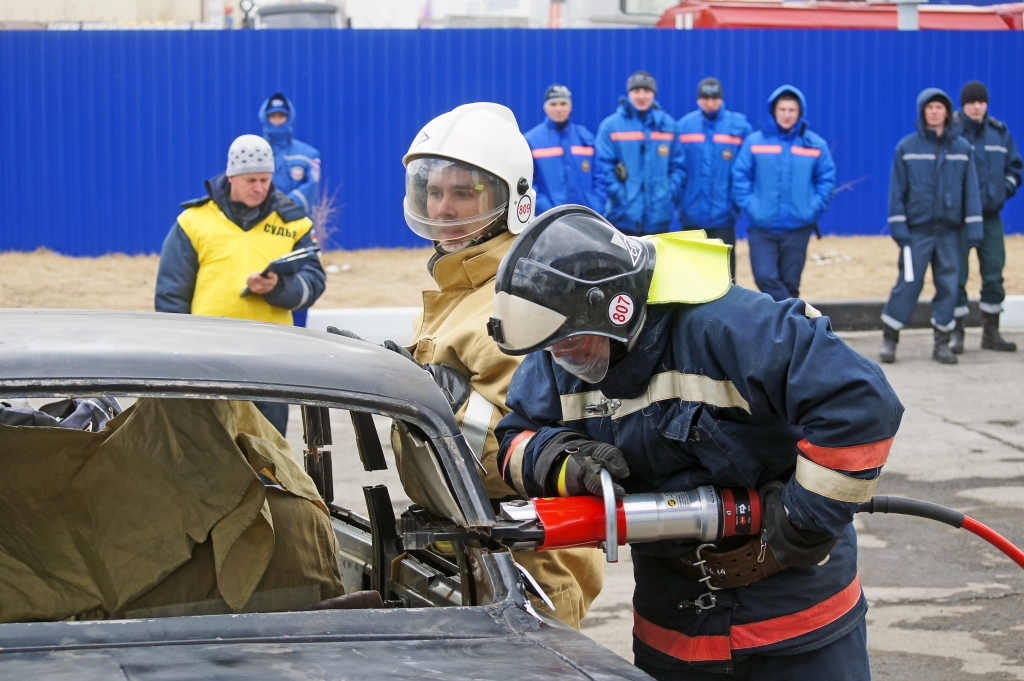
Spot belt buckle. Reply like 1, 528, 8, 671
693, 543, 723, 592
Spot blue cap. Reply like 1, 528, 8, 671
266, 94, 290, 116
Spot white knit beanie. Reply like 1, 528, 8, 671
226, 134, 275, 177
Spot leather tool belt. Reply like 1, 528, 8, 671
661, 536, 788, 590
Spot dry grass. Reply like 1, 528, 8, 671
3, 236, 1022, 311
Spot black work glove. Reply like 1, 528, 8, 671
540, 436, 630, 499
889, 222, 912, 250
759, 480, 838, 567
382, 340, 472, 414
613, 162, 628, 182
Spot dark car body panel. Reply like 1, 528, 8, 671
0, 310, 649, 680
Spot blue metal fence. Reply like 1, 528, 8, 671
1, 29, 1022, 255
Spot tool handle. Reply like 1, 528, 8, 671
600, 468, 618, 563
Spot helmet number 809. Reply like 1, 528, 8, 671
608, 294, 634, 326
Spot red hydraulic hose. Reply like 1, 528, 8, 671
858, 496, 1024, 571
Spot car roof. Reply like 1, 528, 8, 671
0, 309, 455, 431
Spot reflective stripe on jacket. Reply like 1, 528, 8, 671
596, 98, 684, 234
259, 94, 322, 215
953, 109, 1022, 217
525, 116, 606, 215
732, 86, 836, 231
675, 107, 752, 229
496, 288, 904, 667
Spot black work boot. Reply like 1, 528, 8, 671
981, 312, 1017, 352
949, 317, 965, 355
879, 325, 898, 364
932, 329, 958, 364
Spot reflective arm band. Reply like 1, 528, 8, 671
556, 456, 571, 497
795, 456, 878, 503
797, 437, 892, 472
503, 431, 534, 498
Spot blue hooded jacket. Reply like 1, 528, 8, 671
524, 115, 606, 215
952, 108, 1022, 218
887, 89, 983, 246
732, 86, 836, 231
675, 106, 753, 229
496, 289, 903, 669
259, 94, 321, 215
596, 98, 685, 235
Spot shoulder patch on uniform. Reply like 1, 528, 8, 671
180, 196, 211, 209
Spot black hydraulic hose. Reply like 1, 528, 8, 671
858, 496, 1024, 570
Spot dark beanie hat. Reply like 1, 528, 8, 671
627, 71, 657, 95
544, 83, 572, 105
697, 77, 723, 99
960, 81, 989, 106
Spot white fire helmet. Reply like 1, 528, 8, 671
403, 103, 536, 250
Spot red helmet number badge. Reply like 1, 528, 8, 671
609, 294, 634, 326
517, 195, 533, 223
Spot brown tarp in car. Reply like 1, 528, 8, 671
0, 398, 344, 623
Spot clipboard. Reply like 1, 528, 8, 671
240, 245, 321, 298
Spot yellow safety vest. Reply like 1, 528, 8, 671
177, 200, 313, 325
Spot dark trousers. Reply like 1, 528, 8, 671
293, 308, 309, 327
637, 618, 869, 681
956, 214, 1007, 317
882, 224, 960, 331
747, 226, 814, 301
686, 225, 737, 281
253, 401, 289, 437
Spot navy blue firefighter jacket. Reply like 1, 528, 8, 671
952, 109, 1022, 218
732, 86, 836, 232
675, 106, 752, 229
259, 94, 322, 215
155, 173, 326, 315
887, 89, 983, 246
525, 115, 606, 215
496, 288, 903, 671
595, 98, 684, 235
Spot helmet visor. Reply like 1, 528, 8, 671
404, 157, 510, 247
547, 334, 611, 384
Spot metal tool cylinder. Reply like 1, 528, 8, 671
622, 485, 721, 543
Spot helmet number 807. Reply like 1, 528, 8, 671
609, 294, 634, 326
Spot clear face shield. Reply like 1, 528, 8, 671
546, 334, 611, 384
404, 157, 510, 252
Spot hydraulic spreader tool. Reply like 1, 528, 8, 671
400, 469, 1024, 571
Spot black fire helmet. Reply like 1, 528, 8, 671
487, 205, 656, 356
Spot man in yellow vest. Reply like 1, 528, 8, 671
383, 103, 604, 629
156, 134, 326, 434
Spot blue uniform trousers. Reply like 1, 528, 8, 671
882, 224, 960, 331
636, 618, 869, 681
747, 226, 814, 301
293, 308, 309, 327
956, 214, 1007, 316
254, 401, 289, 436
687, 225, 736, 280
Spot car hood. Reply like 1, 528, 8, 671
0, 604, 650, 680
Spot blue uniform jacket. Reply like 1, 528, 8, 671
952, 109, 1022, 218
596, 98, 684, 235
732, 86, 836, 232
887, 89, 983, 246
259, 95, 321, 215
496, 288, 903, 669
675, 107, 752, 229
525, 116, 606, 215
155, 174, 326, 314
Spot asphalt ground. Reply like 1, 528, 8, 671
286, 327, 1024, 680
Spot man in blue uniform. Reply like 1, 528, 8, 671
880, 88, 983, 365
949, 81, 1022, 354
732, 86, 836, 301
260, 93, 322, 328
525, 84, 605, 215
675, 77, 752, 278
485, 205, 902, 681
596, 71, 684, 236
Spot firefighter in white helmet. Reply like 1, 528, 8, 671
390, 103, 604, 628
